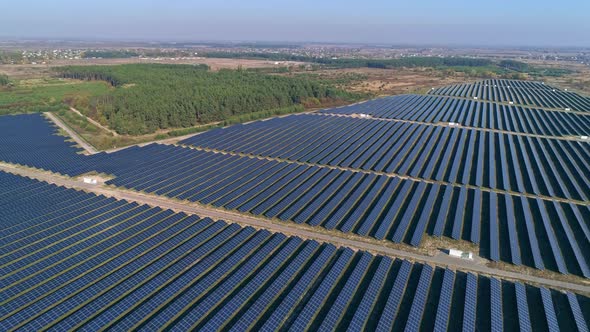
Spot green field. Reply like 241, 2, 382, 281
0, 78, 111, 115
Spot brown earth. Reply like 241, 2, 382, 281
0, 57, 304, 79
527, 60, 590, 95
289, 67, 469, 97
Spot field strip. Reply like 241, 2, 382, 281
69, 107, 119, 137
44, 112, 98, 154
2, 162, 589, 295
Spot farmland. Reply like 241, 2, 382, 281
1, 78, 589, 330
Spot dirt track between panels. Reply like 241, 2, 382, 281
44, 112, 98, 154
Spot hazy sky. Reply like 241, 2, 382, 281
3, 0, 590, 47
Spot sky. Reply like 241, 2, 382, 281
3, 0, 590, 47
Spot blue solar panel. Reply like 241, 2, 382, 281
307, 172, 364, 227
535, 199, 568, 274
356, 178, 400, 236
433, 269, 455, 332
227, 241, 320, 331
551, 201, 590, 278
289, 248, 354, 331
323, 174, 375, 230
346, 257, 393, 331
451, 187, 467, 240
489, 192, 500, 261
410, 184, 440, 246
566, 292, 589, 332
540, 288, 560, 332
504, 195, 522, 266
514, 283, 532, 332
403, 264, 433, 331
318, 252, 373, 331
433, 185, 453, 237
463, 273, 478, 332
490, 278, 503, 332
392, 182, 427, 243
178, 236, 301, 330
374, 180, 413, 240
375, 260, 412, 331
259, 244, 337, 330
1, 171, 589, 331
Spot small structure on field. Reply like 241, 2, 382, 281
83, 177, 98, 185
448, 249, 474, 260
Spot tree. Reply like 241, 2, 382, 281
56, 64, 357, 135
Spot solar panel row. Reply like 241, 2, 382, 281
320, 94, 590, 137
467, 79, 559, 91
0, 144, 549, 277
428, 79, 590, 112
181, 114, 590, 201
1, 111, 590, 278
2, 110, 587, 278
0, 114, 95, 175
0, 114, 161, 177
2, 172, 588, 331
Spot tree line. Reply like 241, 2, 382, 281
0, 74, 10, 86
82, 50, 139, 59
56, 64, 358, 135
312, 57, 493, 69
202, 52, 493, 69
0, 51, 23, 64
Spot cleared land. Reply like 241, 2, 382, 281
289, 67, 468, 96
0, 57, 304, 79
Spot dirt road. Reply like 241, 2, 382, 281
44, 112, 98, 154
69, 107, 119, 136
2, 163, 588, 295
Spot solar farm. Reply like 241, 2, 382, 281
1, 79, 589, 331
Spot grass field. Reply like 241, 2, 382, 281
0, 78, 110, 115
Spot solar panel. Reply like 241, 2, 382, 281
288, 248, 354, 331
540, 288, 560, 332
490, 278, 503, 332
463, 273, 478, 332
403, 264, 433, 331
433, 269, 455, 332
346, 257, 393, 331
318, 252, 373, 331
375, 260, 412, 331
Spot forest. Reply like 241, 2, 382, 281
499, 59, 572, 77
203, 51, 311, 62
82, 50, 140, 58
57, 64, 358, 135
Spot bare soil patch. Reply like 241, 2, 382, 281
0, 57, 304, 79
292, 67, 468, 97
